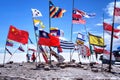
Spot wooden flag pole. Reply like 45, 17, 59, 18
109, 0, 116, 72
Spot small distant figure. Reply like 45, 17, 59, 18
26, 53, 30, 62
31, 52, 36, 62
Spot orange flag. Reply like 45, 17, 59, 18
7, 25, 29, 44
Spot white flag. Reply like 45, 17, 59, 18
31, 9, 42, 17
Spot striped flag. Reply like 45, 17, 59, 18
6, 39, 13, 47
114, 7, 120, 16
49, 1, 66, 18
60, 40, 75, 49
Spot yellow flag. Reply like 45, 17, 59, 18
33, 19, 40, 26
33, 19, 45, 28
89, 33, 105, 47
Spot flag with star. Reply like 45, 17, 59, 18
7, 25, 29, 44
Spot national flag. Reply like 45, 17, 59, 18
72, 9, 82, 19
72, 18, 86, 24
18, 45, 24, 52
77, 33, 85, 41
6, 39, 13, 47
84, 13, 96, 18
33, 19, 45, 29
94, 46, 104, 54
73, 9, 86, 17
5, 47, 12, 55
114, 7, 120, 16
31, 9, 42, 17
79, 45, 91, 57
38, 30, 60, 47
74, 8, 95, 18
49, 1, 66, 18
7, 25, 29, 44
33, 19, 40, 30
60, 40, 75, 49
33, 19, 40, 26
50, 27, 64, 37
89, 33, 105, 47
103, 22, 120, 32
72, 9, 86, 24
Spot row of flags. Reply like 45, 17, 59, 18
5, 1, 120, 64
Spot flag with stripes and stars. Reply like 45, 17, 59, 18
60, 40, 75, 49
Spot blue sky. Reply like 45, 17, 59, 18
0, 0, 120, 53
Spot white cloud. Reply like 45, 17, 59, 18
96, 23, 102, 26
105, 1, 120, 24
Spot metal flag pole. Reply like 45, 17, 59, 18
49, 0, 52, 66
3, 27, 11, 66
31, 11, 40, 67
70, 0, 74, 62
101, 13, 105, 71
109, 0, 116, 72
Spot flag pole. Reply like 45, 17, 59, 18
49, 0, 52, 65
3, 27, 11, 65
70, 0, 74, 62
3, 46, 7, 66
102, 13, 105, 71
109, 0, 116, 72
84, 25, 91, 62
31, 13, 39, 67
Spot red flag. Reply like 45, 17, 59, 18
72, 9, 86, 24
7, 25, 29, 44
38, 30, 60, 47
94, 46, 104, 54
72, 19, 86, 24
103, 22, 120, 32
85, 45, 91, 57
94, 46, 110, 54
114, 7, 120, 16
